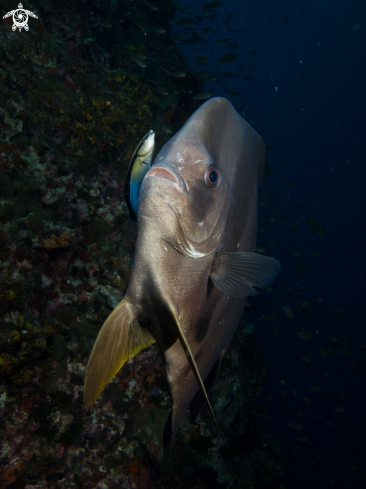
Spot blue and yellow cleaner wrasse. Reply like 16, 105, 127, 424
123, 129, 155, 221
84, 98, 281, 463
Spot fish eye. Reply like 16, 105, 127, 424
204, 167, 221, 187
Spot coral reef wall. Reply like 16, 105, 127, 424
0, 1, 286, 487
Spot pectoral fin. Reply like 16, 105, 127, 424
84, 299, 155, 406
210, 252, 281, 298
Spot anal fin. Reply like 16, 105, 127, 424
84, 299, 155, 406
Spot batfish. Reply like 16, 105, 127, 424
84, 97, 281, 463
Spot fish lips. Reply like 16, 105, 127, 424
142, 164, 187, 194
145, 166, 178, 184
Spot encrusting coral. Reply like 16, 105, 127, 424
43, 232, 70, 250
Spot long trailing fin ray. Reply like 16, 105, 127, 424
189, 348, 226, 424
84, 299, 155, 406
166, 300, 217, 427
210, 252, 281, 298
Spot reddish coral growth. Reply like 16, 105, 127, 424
1, 462, 22, 488
145, 374, 155, 384
43, 232, 70, 250
127, 459, 139, 481
136, 464, 151, 489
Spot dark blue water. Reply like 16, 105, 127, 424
174, 0, 366, 487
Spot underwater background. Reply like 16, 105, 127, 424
0, 0, 365, 488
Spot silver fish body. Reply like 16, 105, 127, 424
84, 97, 281, 463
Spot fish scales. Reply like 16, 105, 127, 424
84, 97, 281, 463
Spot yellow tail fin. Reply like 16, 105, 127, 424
84, 299, 155, 406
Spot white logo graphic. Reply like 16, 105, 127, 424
2, 3, 38, 32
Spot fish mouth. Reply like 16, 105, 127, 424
145, 167, 178, 184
